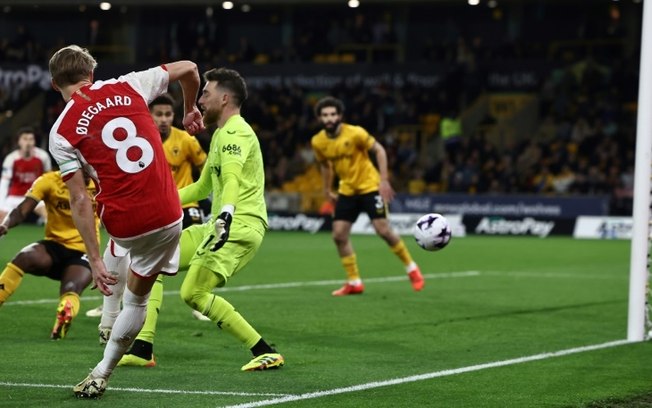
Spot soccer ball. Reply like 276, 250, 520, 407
413, 213, 452, 251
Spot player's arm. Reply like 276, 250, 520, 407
317, 160, 337, 201
163, 61, 204, 135
65, 170, 116, 295
311, 138, 337, 201
370, 141, 395, 203
0, 197, 38, 236
179, 159, 211, 206
209, 161, 241, 251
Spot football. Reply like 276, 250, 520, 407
413, 213, 452, 251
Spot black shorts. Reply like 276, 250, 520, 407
182, 206, 204, 229
333, 191, 387, 223
38, 240, 89, 280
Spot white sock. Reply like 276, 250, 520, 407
100, 249, 130, 329
405, 261, 417, 273
92, 287, 149, 379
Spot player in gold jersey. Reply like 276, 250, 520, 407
311, 96, 424, 296
0, 171, 99, 339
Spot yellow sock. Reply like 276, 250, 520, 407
341, 254, 360, 282
205, 294, 261, 349
0, 263, 25, 306
390, 240, 414, 266
137, 275, 163, 344
58, 292, 80, 317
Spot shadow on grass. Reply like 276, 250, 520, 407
569, 391, 652, 408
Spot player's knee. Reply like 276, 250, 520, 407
374, 223, 396, 241
61, 280, 83, 294
12, 251, 46, 272
332, 231, 348, 246
179, 284, 202, 310
123, 288, 148, 308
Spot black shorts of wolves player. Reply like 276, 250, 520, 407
334, 191, 388, 223
37, 239, 90, 280
182, 206, 205, 229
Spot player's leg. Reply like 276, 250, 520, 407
331, 194, 364, 296
118, 223, 205, 366
75, 271, 157, 399
181, 206, 211, 320
98, 241, 130, 344
118, 274, 162, 366
75, 224, 181, 398
365, 191, 424, 291
0, 242, 52, 306
179, 222, 283, 371
52, 259, 92, 340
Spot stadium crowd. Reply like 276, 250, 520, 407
0, 1, 641, 215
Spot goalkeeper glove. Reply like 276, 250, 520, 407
210, 211, 233, 252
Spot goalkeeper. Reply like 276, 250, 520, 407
114, 67, 283, 371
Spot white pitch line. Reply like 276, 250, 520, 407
2, 271, 481, 306
482, 271, 627, 280
0, 382, 291, 397
220, 339, 632, 408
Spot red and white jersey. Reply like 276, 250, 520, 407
0, 147, 52, 199
49, 66, 182, 239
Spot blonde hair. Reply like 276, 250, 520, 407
49, 45, 97, 87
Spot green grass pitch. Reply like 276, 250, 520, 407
1, 224, 651, 407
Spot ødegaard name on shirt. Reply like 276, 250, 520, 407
76, 95, 132, 135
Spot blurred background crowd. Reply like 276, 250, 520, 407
0, 0, 642, 214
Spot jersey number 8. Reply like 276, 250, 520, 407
102, 117, 154, 174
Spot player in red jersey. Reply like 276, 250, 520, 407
0, 126, 52, 222
48, 45, 204, 399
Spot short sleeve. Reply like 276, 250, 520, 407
311, 136, 326, 163
117, 66, 169, 104
25, 173, 48, 202
49, 131, 81, 181
354, 126, 375, 150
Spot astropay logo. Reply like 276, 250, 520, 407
475, 217, 554, 237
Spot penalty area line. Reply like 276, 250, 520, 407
220, 339, 632, 408
0, 381, 291, 397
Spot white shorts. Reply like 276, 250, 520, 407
0, 195, 45, 213
110, 221, 181, 278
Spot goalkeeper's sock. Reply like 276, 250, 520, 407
134, 275, 163, 344
0, 263, 25, 306
341, 254, 361, 282
125, 339, 154, 360
390, 239, 414, 267
205, 294, 262, 349
250, 338, 275, 357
